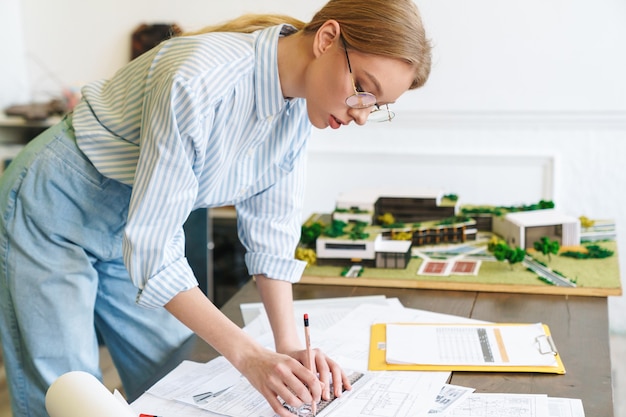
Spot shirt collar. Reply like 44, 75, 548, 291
254, 24, 298, 120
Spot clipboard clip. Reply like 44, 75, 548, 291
535, 334, 558, 355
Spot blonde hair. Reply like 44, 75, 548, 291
182, 14, 305, 36
303, 0, 431, 90
185, 0, 431, 89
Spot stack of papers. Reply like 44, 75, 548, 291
130, 295, 583, 417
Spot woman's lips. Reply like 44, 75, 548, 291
329, 115, 342, 129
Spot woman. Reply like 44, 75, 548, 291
0, 0, 431, 416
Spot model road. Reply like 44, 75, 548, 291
523, 256, 576, 287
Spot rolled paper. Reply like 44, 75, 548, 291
46, 371, 136, 417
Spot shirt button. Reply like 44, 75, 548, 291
247, 148, 254, 156
266, 115, 274, 122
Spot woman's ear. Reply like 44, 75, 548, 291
312, 19, 341, 58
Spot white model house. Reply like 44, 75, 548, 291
316, 234, 412, 269
492, 209, 581, 250
316, 235, 377, 262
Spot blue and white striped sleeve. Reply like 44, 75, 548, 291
124, 73, 210, 308
236, 134, 309, 283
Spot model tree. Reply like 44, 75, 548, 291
348, 221, 369, 240
295, 247, 317, 266
579, 215, 595, 228
490, 238, 526, 270
533, 236, 560, 262
377, 212, 395, 226
324, 219, 348, 238
300, 221, 323, 248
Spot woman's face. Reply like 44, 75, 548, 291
304, 43, 415, 129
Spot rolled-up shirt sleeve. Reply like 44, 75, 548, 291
135, 246, 198, 307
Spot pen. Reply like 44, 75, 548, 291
139, 414, 163, 417
303, 313, 317, 416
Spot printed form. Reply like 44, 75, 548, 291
385, 322, 559, 367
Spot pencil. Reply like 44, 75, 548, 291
303, 313, 316, 416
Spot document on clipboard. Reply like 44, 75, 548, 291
369, 322, 566, 374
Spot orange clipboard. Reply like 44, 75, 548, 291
368, 322, 566, 374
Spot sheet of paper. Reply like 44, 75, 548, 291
240, 295, 390, 326
146, 357, 241, 402
319, 371, 450, 417
444, 393, 549, 417
385, 323, 559, 367
547, 397, 586, 417
243, 305, 354, 344
191, 375, 276, 417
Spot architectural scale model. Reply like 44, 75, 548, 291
297, 188, 621, 296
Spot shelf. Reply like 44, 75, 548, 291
0, 113, 60, 128
0, 114, 59, 145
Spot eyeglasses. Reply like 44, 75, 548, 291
341, 36, 395, 122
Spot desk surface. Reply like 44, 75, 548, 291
139, 281, 614, 417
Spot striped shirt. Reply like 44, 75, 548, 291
73, 25, 311, 308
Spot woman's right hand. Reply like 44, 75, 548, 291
239, 346, 323, 417
165, 287, 322, 416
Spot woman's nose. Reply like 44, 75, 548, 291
349, 107, 370, 126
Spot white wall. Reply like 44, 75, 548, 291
7, 0, 626, 330
412, 0, 626, 113
17, 0, 324, 102
15, 0, 626, 111
0, 0, 30, 109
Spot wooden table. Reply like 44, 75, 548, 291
135, 281, 614, 416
